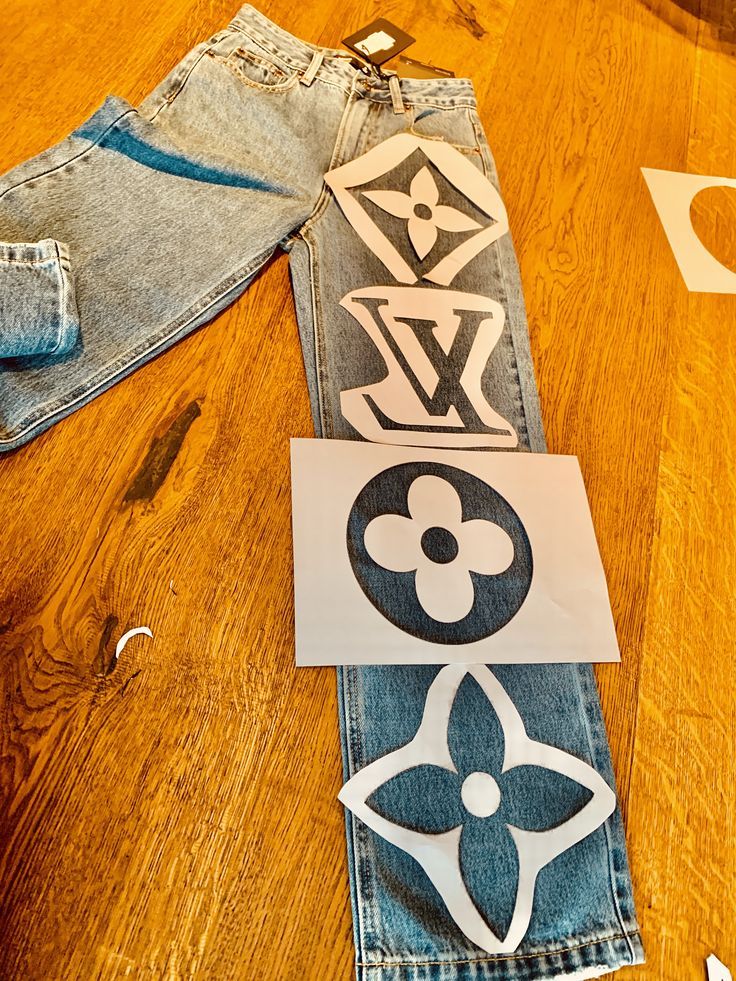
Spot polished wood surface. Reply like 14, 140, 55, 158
0, 1, 733, 978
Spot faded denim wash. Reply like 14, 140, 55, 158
0, 239, 78, 359
0, 5, 644, 979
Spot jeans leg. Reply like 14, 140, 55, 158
288, 75, 644, 981
0, 20, 344, 452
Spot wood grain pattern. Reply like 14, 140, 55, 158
0, 0, 733, 978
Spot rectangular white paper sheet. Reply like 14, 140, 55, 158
290, 439, 621, 666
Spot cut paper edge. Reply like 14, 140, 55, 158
707, 954, 733, 981
338, 664, 616, 953
641, 166, 736, 293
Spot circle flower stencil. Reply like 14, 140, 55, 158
347, 462, 533, 645
364, 474, 514, 623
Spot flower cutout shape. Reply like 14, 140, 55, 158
363, 166, 481, 261
363, 474, 514, 623
338, 664, 617, 954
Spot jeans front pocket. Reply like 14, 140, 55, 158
214, 42, 300, 93
137, 28, 239, 121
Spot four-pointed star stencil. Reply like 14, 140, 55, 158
339, 664, 617, 953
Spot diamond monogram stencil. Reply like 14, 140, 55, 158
324, 133, 509, 286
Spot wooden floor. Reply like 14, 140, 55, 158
1, 0, 734, 978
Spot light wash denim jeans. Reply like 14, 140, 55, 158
0, 5, 644, 978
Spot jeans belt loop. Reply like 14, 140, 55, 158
388, 72, 406, 114
300, 49, 324, 86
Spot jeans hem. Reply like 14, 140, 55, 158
0, 237, 59, 263
0, 244, 274, 451
0, 238, 79, 359
355, 930, 645, 980
49, 240, 80, 357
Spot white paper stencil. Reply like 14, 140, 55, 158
324, 132, 509, 285
338, 286, 518, 448
642, 167, 736, 292
290, 439, 620, 665
338, 663, 617, 953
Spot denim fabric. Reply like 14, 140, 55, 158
0, 239, 78, 358
0, 5, 644, 979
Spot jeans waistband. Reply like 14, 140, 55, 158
227, 4, 479, 109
